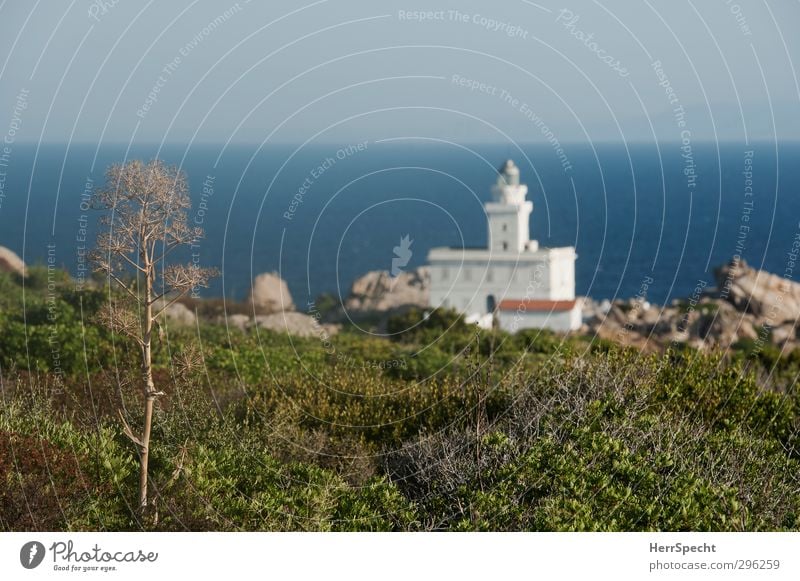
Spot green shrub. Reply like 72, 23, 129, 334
2, 266, 799, 531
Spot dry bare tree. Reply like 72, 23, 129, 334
90, 159, 217, 515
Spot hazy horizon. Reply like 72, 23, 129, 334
1, 0, 799, 146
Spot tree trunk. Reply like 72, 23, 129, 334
139, 389, 154, 512
139, 266, 155, 515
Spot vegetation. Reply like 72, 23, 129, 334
1, 267, 799, 531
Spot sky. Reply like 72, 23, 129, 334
1, 0, 799, 145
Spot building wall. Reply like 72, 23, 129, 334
429, 254, 553, 315
497, 305, 582, 333
548, 252, 576, 300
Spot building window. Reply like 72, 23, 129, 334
502, 242, 508, 251
502, 223, 507, 231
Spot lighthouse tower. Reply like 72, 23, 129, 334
486, 160, 538, 254
427, 160, 581, 333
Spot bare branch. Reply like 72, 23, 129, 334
103, 271, 140, 302
117, 252, 147, 273
118, 410, 144, 449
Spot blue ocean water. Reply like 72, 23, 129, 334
0, 141, 798, 306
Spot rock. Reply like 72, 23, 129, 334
581, 261, 800, 353
0, 246, 26, 277
639, 306, 661, 327
225, 314, 251, 331
589, 314, 660, 353
345, 267, 429, 313
580, 297, 608, 322
604, 304, 630, 327
772, 322, 797, 346
254, 311, 340, 338
248, 272, 294, 314
633, 305, 679, 337
716, 259, 800, 324
689, 302, 746, 346
154, 299, 196, 326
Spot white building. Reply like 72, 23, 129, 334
427, 160, 581, 333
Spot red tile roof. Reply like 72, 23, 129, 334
497, 299, 577, 312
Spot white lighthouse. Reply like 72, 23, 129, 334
427, 160, 581, 333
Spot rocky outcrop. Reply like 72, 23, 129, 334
253, 311, 339, 338
345, 267, 429, 313
224, 314, 251, 332
583, 260, 800, 352
247, 272, 294, 314
213, 311, 340, 338
153, 299, 196, 326
0, 246, 26, 277
715, 259, 800, 324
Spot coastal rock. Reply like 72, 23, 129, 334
254, 311, 339, 338
579, 297, 604, 322
345, 267, 429, 313
772, 322, 797, 346
639, 306, 661, 327
716, 259, 800, 324
247, 272, 295, 314
582, 280, 773, 352
689, 301, 755, 346
153, 299, 196, 326
225, 314, 251, 331
0, 246, 26, 277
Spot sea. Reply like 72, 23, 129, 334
0, 140, 798, 307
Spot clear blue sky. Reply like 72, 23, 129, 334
1, 0, 798, 144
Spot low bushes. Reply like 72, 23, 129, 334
1, 272, 798, 530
